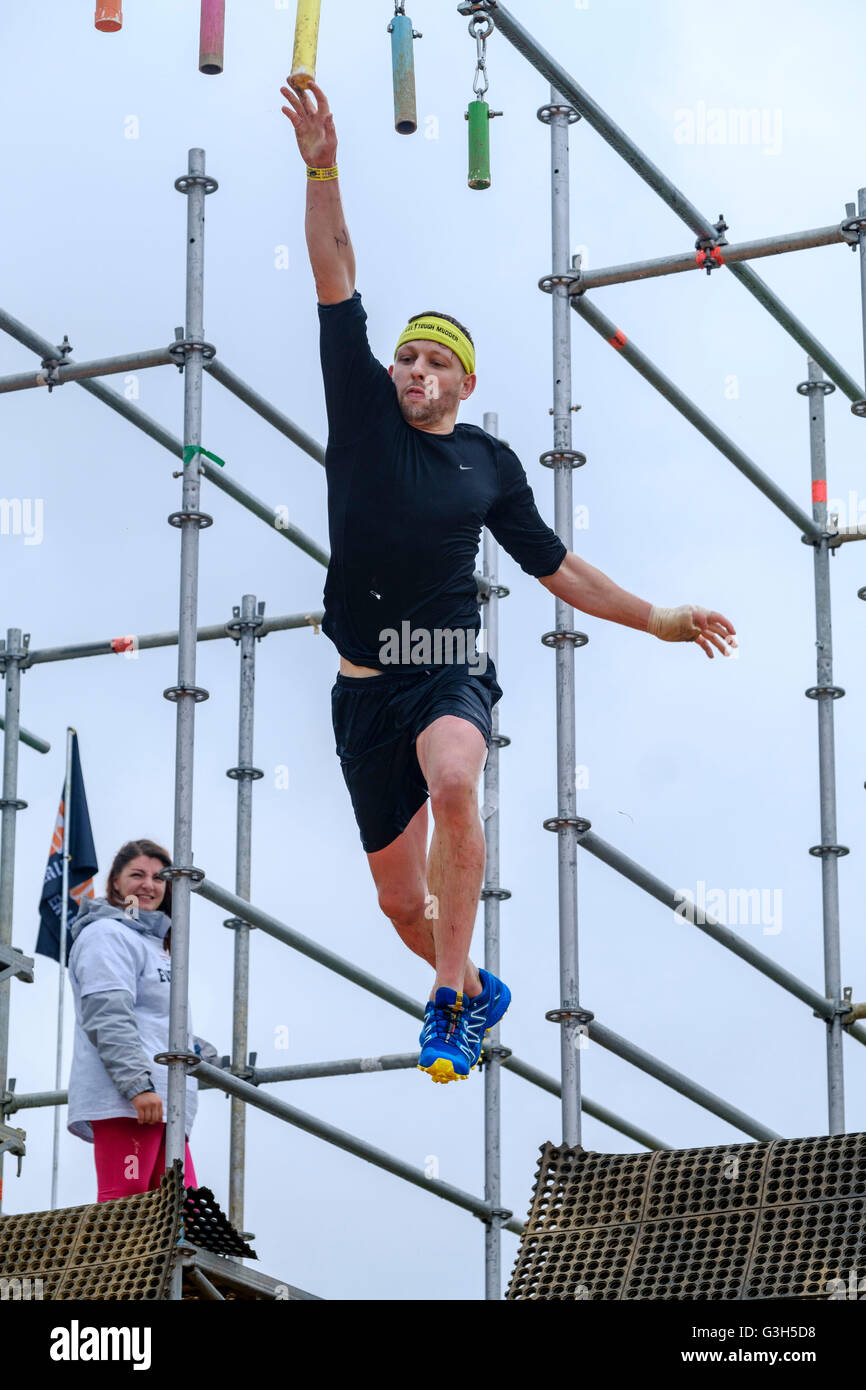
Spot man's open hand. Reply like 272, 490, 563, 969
280, 78, 337, 168
648, 603, 738, 659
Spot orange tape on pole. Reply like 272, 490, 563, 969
95, 3, 123, 32
608, 328, 627, 351
812, 480, 827, 503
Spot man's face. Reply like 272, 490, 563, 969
389, 338, 475, 429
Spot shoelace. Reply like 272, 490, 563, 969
424, 998, 465, 1043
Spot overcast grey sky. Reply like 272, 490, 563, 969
2, 0, 866, 1300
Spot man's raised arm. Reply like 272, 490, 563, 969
280, 78, 355, 305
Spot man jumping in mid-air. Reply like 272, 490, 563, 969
279, 78, 737, 1085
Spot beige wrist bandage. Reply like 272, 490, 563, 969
647, 604, 700, 641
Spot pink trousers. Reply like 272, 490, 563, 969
91, 1118, 198, 1202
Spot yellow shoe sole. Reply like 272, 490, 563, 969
417, 1057, 471, 1084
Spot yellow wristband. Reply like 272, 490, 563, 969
306, 164, 339, 181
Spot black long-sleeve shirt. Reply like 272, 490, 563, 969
317, 291, 567, 672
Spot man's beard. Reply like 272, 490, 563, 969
399, 386, 457, 427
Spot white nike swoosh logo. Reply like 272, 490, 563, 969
459, 464, 472, 470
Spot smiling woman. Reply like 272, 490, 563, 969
65, 838, 222, 1201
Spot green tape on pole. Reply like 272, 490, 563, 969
183, 445, 225, 468
468, 100, 491, 190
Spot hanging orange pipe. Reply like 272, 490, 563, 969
94, 3, 123, 32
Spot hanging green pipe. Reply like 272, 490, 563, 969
390, 13, 417, 135
468, 100, 491, 190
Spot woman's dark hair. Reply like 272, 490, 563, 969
106, 839, 173, 952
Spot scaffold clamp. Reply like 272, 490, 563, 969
226, 764, 264, 781
812, 989, 864, 1025
167, 509, 214, 530
545, 1005, 594, 1025
840, 212, 866, 247
694, 216, 729, 274
0, 943, 35, 985
174, 173, 219, 195
841, 987, 866, 1027
540, 629, 589, 648
805, 684, 845, 700
153, 1049, 201, 1070
156, 863, 206, 882
163, 682, 210, 702
538, 271, 581, 296
543, 815, 592, 833
222, 916, 258, 932
473, 1204, 514, 1227
168, 336, 217, 372
537, 102, 580, 125
39, 335, 73, 392
0, 1121, 27, 1173
539, 447, 586, 468
225, 602, 266, 642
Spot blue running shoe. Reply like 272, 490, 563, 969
418, 988, 476, 1084
463, 968, 512, 1069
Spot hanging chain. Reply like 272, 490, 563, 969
469, 14, 493, 99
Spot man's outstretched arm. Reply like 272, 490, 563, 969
280, 78, 355, 304
538, 552, 737, 660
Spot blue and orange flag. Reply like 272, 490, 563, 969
35, 732, 98, 963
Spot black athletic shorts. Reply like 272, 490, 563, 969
330, 659, 504, 853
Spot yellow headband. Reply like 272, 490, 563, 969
394, 316, 475, 376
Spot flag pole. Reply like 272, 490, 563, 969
50, 727, 74, 1209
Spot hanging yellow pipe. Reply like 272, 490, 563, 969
291, 0, 322, 90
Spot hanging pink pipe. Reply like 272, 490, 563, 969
94, 3, 122, 31
199, 0, 226, 75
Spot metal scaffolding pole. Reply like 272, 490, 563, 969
800, 359, 846, 1133
204, 359, 325, 465
482, 1, 865, 403
543, 84, 586, 1148
193, 877, 773, 1131
225, 594, 264, 1239
251, 1054, 420, 1083
0, 348, 174, 394
481, 411, 507, 1299
573, 223, 850, 293
0, 307, 328, 564
0, 719, 49, 754
856, 187, 866, 413
586, 1021, 779, 1141
572, 293, 823, 540
576, 827, 866, 1049
191, 1057, 521, 1234
160, 152, 212, 1303
0, 630, 26, 1213
22, 610, 323, 668
6, 1067, 673, 1150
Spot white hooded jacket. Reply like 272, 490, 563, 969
66, 897, 218, 1143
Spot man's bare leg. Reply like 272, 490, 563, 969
365, 799, 482, 996
414, 714, 487, 1001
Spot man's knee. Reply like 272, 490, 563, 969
377, 886, 428, 927
428, 768, 479, 820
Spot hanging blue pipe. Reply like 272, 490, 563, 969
391, 12, 418, 135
